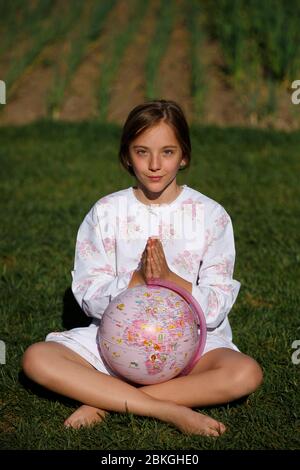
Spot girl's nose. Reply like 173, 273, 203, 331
149, 155, 161, 170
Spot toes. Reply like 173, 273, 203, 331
208, 421, 226, 437
219, 422, 226, 434
205, 427, 223, 437
206, 417, 226, 435
206, 429, 220, 437
66, 417, 99, 429
201, 416, 226, 437
64, 419, 82, 429
64, 416, 76, 428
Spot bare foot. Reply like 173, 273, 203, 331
168, 404, 226, 437
64, 405, 108, 429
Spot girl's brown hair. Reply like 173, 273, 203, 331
118, 99, 191, 177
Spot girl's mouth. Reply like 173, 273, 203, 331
148, 176, 162, 181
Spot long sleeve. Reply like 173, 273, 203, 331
71, 203, 136, 320
191, 204, 241, 330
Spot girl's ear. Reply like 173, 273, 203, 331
180, 155, 188, 168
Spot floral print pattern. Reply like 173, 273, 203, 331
77, 239, 100, 260
71, 185, 241, 332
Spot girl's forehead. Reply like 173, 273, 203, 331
131, 123, 178, 145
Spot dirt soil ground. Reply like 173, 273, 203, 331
0, 0, 299, 130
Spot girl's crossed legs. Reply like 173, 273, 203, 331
21, 341, 263, 436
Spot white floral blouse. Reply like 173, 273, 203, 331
71, 185, 241, 337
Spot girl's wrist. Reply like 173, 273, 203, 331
128, 269, 145, 288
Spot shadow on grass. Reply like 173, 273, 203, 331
201, 395, 249, 412
18, 288, 92, 411
62, 287, 91, 330
18, 370, 80, 409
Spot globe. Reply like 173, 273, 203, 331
97, 278, 207, 385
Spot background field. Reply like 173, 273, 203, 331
0, 0, 300, 451
0, 0, 300, 130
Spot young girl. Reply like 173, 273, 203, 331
22, 99, 263, 437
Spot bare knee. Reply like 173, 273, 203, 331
22, 342, 52, 383
230, 357, 263, 399
22, 341, 93, 385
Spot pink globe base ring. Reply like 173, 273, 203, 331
146, 278, 207, 376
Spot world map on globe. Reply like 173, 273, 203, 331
97, 283, 203, 385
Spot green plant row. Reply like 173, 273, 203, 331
47, 0, 117, 118
145, 0, 176, 99
204, 0, 300, 82
97, 0, 150, 121
3, 0, 83, 100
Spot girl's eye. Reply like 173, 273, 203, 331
136, 150, 173, 155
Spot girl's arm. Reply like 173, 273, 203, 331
165, 271, 192, 293
71, 203, 136, 320
128, 269, 145, 288
191, 204, 241, 330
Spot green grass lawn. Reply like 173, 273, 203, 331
0, 120, 299, 450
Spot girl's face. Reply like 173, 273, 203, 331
128, 121, 187, 202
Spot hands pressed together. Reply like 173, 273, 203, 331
129, 237, 191, 292
138, 237, 172, 283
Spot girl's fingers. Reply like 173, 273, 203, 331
146, 239, 164, 276
153, 242, 164, 261
150, 244, 161, 278
152, 246, 161, 266
150, 249, 158, 271
146, 246, 153, 278
152, 239, 162, 253
159, 242, 165, 258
